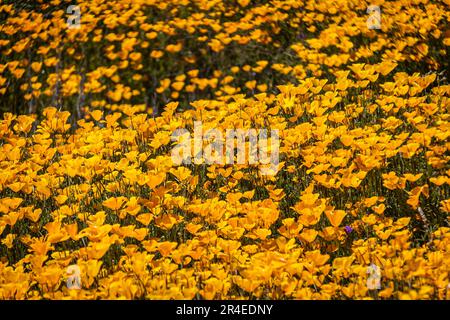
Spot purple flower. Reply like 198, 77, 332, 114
344, 226, 353, 234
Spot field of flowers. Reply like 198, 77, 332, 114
0, 0, 449, 300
